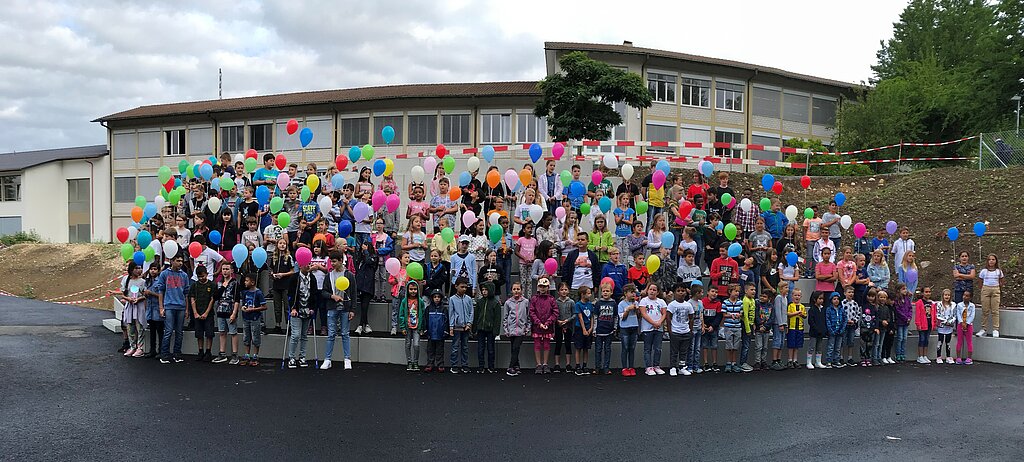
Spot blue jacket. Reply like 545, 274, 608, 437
448, 293, 474, 329
423, 299, 449, 340
825, 301, 847, 336
449, 252, 477, 291
600, 262, 628, 298
760, 210, 788, 239
154, 268, 191, 310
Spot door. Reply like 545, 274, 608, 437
68, 179, 90, 243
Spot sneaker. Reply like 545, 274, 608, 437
712, 364, 722, 373
172, 357, 184, 363
992, 330, 999, 338
739, 364, 753, 372
654, 367, 666, 375
298, 358, 308, 368
946, 357, 955, 364
680, 368, 692, 376
123, 348, 135, 357
770, 361, 784, 371
644, 367, 656, 376
119, 343, 129, 353
574, 367, 585, 376
916, 356, 927, 364
250, 357, 259, 367
344, 359, 352, 370
228, 356, 241, 365
355, 325, 364, 335
834, 362, 845, 369
364, 325, 373, 334
669, 367, 678, 376
965, 358, 974, 365
287, 359, 297, 369
159, 357, 171, 364
975, 329, 986, 337
847, 359, 857, 366
132, 349, 145, 358
320, 359, 333, 370
621, 368, 630, 377
437, 366, 446, 373
543, 365, 551, 374
506, 368, 517, 376
424, 366, 433, 373
695, 367, 704, 374
552, 365, 562, 373
212, 355, 228, 364
450, 367, 460, 374
955, 358, 964, 365
195, 353, 205, 362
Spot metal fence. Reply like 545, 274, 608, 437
980, 130, 1024, 169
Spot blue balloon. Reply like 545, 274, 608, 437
136, 230, 152, 249
529, 143, 543, 163
331, 173, 345, 190
372, 159, 386, 177
174, 178, 182, 188
786, 251, 799, 267
700, 160, 714, 177
199, 163, 213, 181
348, 146, 362, 163
381, 125, 395, 145
231, 244, 248, 265
208, 230, 222, 246
337, 220, 353, 238
947, 227, 959, 241
299, 127, 314, 148
834, 192, 847, 207
255, 185, 270, 206
598, 196, 612, 213
251, 247, 268, 269
761, 173, 775, 191
728, 242, 743, 258
568, 180, 586, 199
132, 251, 145, 266
143, 203, 157, 219
656, 160, 671, 176
661, 232, 675, 249
973, 221, 986, 237
715, 221, 724, 231
458, 171, 472, 187
482, 145, 496, 163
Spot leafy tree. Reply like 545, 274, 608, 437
534, 51, 652, 144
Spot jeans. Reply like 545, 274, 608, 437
476, 330, 495, 368
670, 228, 684, 261
895, 325, 908, 357
804, 241, 817, 276
509, 336, 524, 368
160, 309, 185, 359
872, 330, 885, 361
693, 232, 704, 267
148, 319, 164, 355
739, 331, 751, 364
668, 332, 693, 369
427, 339, 445, 367
647, 206, 662, 229
497, 256, 512, 297
619, 327, 638, 369
271, 288, 289, 328
243, 318, 262, 349
405, 329, 420, 364
826, 334, 843, 364
594, 335, 613, 370
288, 317, 310, 359
390, 287, 405, 332
687, 330, 702, 370
753, 331, 770, 365
642, 330, 663, 368
450, 330, 470, 367
325, 310, 351, 360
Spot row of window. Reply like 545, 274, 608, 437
0, 175, 20, 202
644, 124, 793, 159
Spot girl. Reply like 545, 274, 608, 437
121, 262, 147, 357
401, 216, 428, 265
935, 288, 956, 364
878, 290, 897, 364
589, 215, 614, 279
867, 249, 890, 290
468, 219, 490, 267
955, 290, 976, 364
977, 254, 1004, 338
535, 212, 560, 245
836, 246, 857, 293
268, 237, 295, 334
429, 216, 457, 261
559, 210, 582, 258
174, 214, 191, 250
424, 248, 450, 296
355, 167, 374, 197
678, 226, 698, 261
626, 221, 648, 258
515, 222, 538, 299
815, 248, 838, 293
530, 240, 556, 292
646, 212, 667, 256
378, 170, 398, 195
481, 166, 508, 213
914, 286, 937, 364
388, 252, 410, 336
143, 264, 163, 358
612, 192, 635, 258
892, 283, 912, 362
310, 238, 331, 335
478, 250, 505, 297
952, 251, 976, 304
371, 218, 394, 303
897, 250, 919, 295
428, 163, 446, 198
806, 291, 828, 369
775, 223, 799, 257
513, 188, 540, 231
355, 236, 377, 334
760, 248, 781, 294
215, 209, 239, 261
778, 247, 800, 302
502, 282, 530, 376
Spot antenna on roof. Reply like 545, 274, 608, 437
219, 68, 223, 99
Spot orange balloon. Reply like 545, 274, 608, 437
449, 187, 462, 201
519, 168, 533, 188
130, 206, 144, 223
486, 170, 501, 188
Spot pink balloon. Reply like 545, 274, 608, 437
276, 172, 290, 190
555, 206, 566, 220
727, 197, 737, 209
853, 222, 867, 239
552, 142, 565, 160
591, 171, 603, 186
371, 190, 386, 212
385, 194, 400, 213
462, 210, 477, 228
544, 258, 558, 275
424, 157, 437, 176
504, 169, 519, 190
601, 276, 615, 289
385, 257, 401, 276
652, 170, 666, 189
295, 247, 312, 267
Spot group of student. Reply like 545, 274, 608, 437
113, 152, 1007, 375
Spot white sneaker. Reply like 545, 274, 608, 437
975, 329, 986, 337
390, 327, 397, 336
654, 367, 666, 375
946, 357, 954, 364
923, 357, 931, 364
680, 368, 692, 376
344, 359, 352, 370
645, 367, 656, 376
364, 325, 373, 334
355, 325, 364, 334
916, 356, 927, 364
669, 367, 678, 376
887, 358, 895, 364
320, 359, 332, 370
992, 330, 999, 338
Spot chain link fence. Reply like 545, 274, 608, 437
980, 130, 1024, 168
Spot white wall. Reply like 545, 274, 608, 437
4, 156, 111, 243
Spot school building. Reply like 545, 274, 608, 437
94, 41, 857, 231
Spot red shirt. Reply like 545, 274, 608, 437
687, 183, 709, 208
627, 266, 650, 289
710, 256, 739, 296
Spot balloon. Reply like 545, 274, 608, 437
679, 200, 694, 217
552, 143, 564, 160
800, 175, 811, 189
386, 194, 401, 213
277, 172, 290, 190
135, 230, 152, 249
759, 197, 771, 212
168, 189, 182, 206
568, 181, 585, 199
598, 197, 612, 213
275, 154, 287, 170
282, 120, 298, 136
163, 240, 179, 259
334, 155, 348, 171
220, 175, 235, 191
441, 227, 455, 243
383, 159, 395, 177
130, 206, 143, 223
384, 257, 400, 276
132, 195, 145, 209
178, 159, 189, 174
716, 221, 724, 231
115, 227, 129, 243
973, 221, 986, 237
504, 169, 520, 190
529, 143, 543, 163
655, 160, 670, 176
621, 163, 634, 180
906, 268, 918, 285
785, 205, 798, 222
486, 169, 501, 188
635, 201, 648, 215
206, 230, 222, 247
834, 192, 847, 207
407, 262, 424, 281
529, 204, 544, 224
117, 243, 133, 262
652, 170, 666, 190
544, 258, 558, 275
728, 242, 743, 258
760, 174, 775, 191
154, 195, 167, 210
353, 202, 370, 222
251, 186, 268, 207
947, 227, 959, 241
299, 186, 310, 202
555, 207, 566, 220
783, 251, 799, 267
727, 197, 737, 210
277, 211, 291, 229
700, 160, 714, 177
661, 232, 675, 249
299, 128, 313, 148
188, 241, 202, 259
519, 168, 533, 188
467, 156, 480, 173
724, 223, 737, 241
840, 215, 852, 230
436, 144, 447, 158
646, 255, 661, 274
443, 156, 455, 175
330, 173, 345, 190
362, 144, 375, 160
560, 170, 572, 187
458, 171, 472, 188
771, 181, 783, 195
157, 165, 172, 183
373, 159, 386, 177
591, 171, 603, 186
804, 207, 814, 220
603, 153, 618, 170
488, 224, 503, 244
269, 197, 284, 214
580, 203, 591, 216
132, 251, 146, 266
721, 193, 734, 208
252, 247, 268, 268
348, 146, 362, 163
410, 166, 425, 183
232, 244, 248, 264
735, 197, 750, 213
372, 190, 386, 211
187, 164, 197, 179
381, 125, 395, 145
601, 277, 614, 289
319, 196, 333, 216
296, 247, 313, 267
335, 275, 350, 291
482, 145, 496, 163
337, 220, 353, 238
886, 220, 898, 235
853, 222, 867, 239
462, 211, 477, 229
243, 157, 256, 174
199, 163, 213, 181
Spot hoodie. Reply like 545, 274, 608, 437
893, 295, 913, 327
448, 290, 474, 330
424, 260, 450, 295
825, 295, 847, 335
807, 303, 827, 338
914, 299, 937, 331
399, 281, 426, 331
528, 292, 558, 337
423, 296, 449, 340
557, 296, 575, 331
502, 295, 531, 337
473, 282, 502, 334
600, 262, 628, 298
154, 267, 191, 310
874, 302, 894, 333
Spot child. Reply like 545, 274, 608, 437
120, 262, 147, 357
892, 283, 912, 362
626, 252, 651, 292
738, 258, 756, 299
701, 286, 723, 372
211, 265, 239, 365
156, 255, 191, 363
237, 273, 266, 366
976, 253, 1004, 338
710, 243, 738, 299
401, 215, 428, 266
370, 218, 393, 303
814, 247, 838, 294
770, 282, 789, 370
422, 288, 449, 373
189, 265, 216, 362
897, 251, 919, 296
841, 286, 862, 366
448, 278, 475, 374
955, 290, 976, 364
836, 246, 857, 293
450, 236, 478, 296
493, 216, 515, 297
618, 283, 641, 376
286, 263, 316, 369
677, 248, 701, 285
806, 291, 827, 369
612, 193, 635, 258
952, 251, 976, 304
502, 282, 530, 376
802, 206, 822, 277
240, 217, 263, 250
478, 250, 505, 297
388, 252, 410, 336
650, 246, 678, 299
877, 290, 896, 364
553, 282, 576, 373
914, 286, 937, 364
666, 283, 695, 376
473, 281, 502, 373
638, 283, 667, 376
572, 286, 595, 375
860, 288, 878, 366
593, 282, 618, 375
891, 227, 915, 273
720, 284, 744, 373
627, 220, 649, 257
268, 238, 295, 334
935, 288, 956, 364
529, 240, 555, 295
752, 287, 774, 371
600, 247, 628, 300
405, 184, 430, 229
322, 254, 354, 370
786, 289, 806, 368
143, 265, 164, 358
686, 282, 705, 374
515, 222, 539, 300
825, 292, 847, 368
398, 280, 425, 371
529, 277, 559, 374
872, 227, 890, 259
429, 216, 457, 262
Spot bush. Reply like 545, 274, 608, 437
0, 231, 40, 246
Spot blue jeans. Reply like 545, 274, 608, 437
872, 329, 885, 360
693, 232, 704, 267
687, 329, 702, 370
826, 334, 843, 364
288, 317, 310, 359
160, 308, 185, 359
497, 256, 512, 297
642, 330, 663, 368
670, 228, 684, 261
895, 325, 908, 357
450, 330, 470, 367
476, 330, 495, 368
619, 327, 638, 369
647, 206, 663, 229
325, 310, 351, 360
739, 331, 751, 364
595, 335, 613, 370
390, 288, 405, 332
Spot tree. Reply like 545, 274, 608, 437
534, 51, 652, 144
767, 138, 873, 176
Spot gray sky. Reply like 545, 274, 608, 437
0, 0, 909, 152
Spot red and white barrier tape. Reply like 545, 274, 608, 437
807, 157, 974, 166
45, 273, 127, 301
49, 293, 112, 305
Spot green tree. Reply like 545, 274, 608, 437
534, 51, 652, 144
767, 138, 873, 176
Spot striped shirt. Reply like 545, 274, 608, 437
722, 298, 743, 329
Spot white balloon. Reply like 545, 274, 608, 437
466, 156, 480, 173
154, 195, 167, 210
529, 204, 544, 224
127, 226, 138, 241
603, 153, 618, 170
785, 205, 798, 222
163, 240, 179, 259
739, 198, 752, 212
411, 165, 425, 183
233, 153, 244, 163
840, 214, 853, 230
489, 212, 500, 227
149, 239, 162, 258
621, 163, 634, 180
207, 196, 222, 213
318, 196, 333, 215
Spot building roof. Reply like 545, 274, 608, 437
0, 145, 108, 172
545, 42, 863, 90
94, 81, 542, 123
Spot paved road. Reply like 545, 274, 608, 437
2, 296, 1023, 461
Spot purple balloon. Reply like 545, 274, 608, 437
885, 220, 898, 235
353, 201, 371, 222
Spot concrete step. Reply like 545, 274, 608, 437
972, 336, 1024, 366
974, 308, 1024, 338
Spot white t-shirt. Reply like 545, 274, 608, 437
892, 238, 915, 268
638, 297, 667, 332
979, 268, 1003, 287
667, 300, 695, 334
192, 248, 224, 281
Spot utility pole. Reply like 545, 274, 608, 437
219, 68, 223, 99
1012, 95, 1020, 134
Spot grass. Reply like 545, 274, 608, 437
0, 231, 40, 246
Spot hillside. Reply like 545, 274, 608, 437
0, 244, 124, 310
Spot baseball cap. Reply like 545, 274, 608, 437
537, 277, 550, 287
458, 235, 471, 243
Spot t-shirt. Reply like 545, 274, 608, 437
667, 300, 695, 334
638, 297, 667, 332
617, 299, 639, 329
613, 207, 635, 237
954, 264, 975, 292
821, 212, 842, 238
677, 262, 701, 283
300, 200, 320, 223
573, 301, 594, 330
252, 168, 279, 188
803, 218, 823, 242
748, 230, 773, 264
647, 183, 665, 208
979, 268, 1003, 287
837, 260, 857, 287
721, 299, 743, 329
192, 248, 224, 281
402, 231, 427, 262
407, 200, 430, 220
189, 280, 215, 314
787, 303, 806, 330
405, 298, 421, 330
872, 237, 890, 256
516, 237, 538, 264
238, 288, 266, 321
815, 261, 837, 292
594, 299, 617, 335
701, 297, 722, 329
571, 254, 594, 289
429, 195, 457, 230
588, 179, 614, 199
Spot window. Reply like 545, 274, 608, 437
783, 93, 809, 123
480, 114, 511, 143
812, 97, 837, 126
249, 124, 272, 151
0, 216, 21, 236
221, 126, 244, 152
114, 177, 135, 203
166, 130, 185, 156
715, 82, 745, 112
112, 132, 136, 159
715, 131, 744, 158
516, 113, 547, 143
648, 72, 676, 103
680, 78, 711, 108
681, 127, 711, 154
188, 127, 213, 156
340, 117, 369, 147
303, 119, 333, 149
137, 131, 161, 158
374, 115, 403, 145
407, 115, 438, 145
1, 175, 20, 201
752, 87, 781, 118
751, 134, 782, 160
646, 124, 677, 153
137, 176, 160, 198
68, 179, 91, 244
441, 114, 470, 144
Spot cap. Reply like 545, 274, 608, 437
537, 277, 550, 287
689, 280, 703, 287
458, 235, 471, 243
430, 288, 443, 297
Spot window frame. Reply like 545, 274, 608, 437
645, 123, 678, 154
480, 113, 511, 144
812, 97, 837, 126
441, 114, 471, 145
113, 176, 136, 204
165, 129, 186, 156
249, 123, 273, 152
407, 114, 438, 145
680, 77, 711, 108
647, 72, 676, 104
715, 81, 745, 112
752, 86, 781, 118
221, 125, 244, 153
516, 113, 547, 143
714, 130, 744, 158
340, 117, 370, 148
783, 92, 810, 124
0, 175, 21, 202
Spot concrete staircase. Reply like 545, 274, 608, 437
972, 309, 1024, 366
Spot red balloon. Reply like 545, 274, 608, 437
286, 119, 299, 135
800, 175, 811, 189
245, 149, 258, 159
436, 144, 447, 158
115, 227, 129, 244
275, 153, 287, 170
163, 178, 174, 192
201, 159, 212, 165
335, 155, 348, 171
188, 241, 202, 259
771, 181, 783, 195
679, 200, 694, 217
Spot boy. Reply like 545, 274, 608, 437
156, 255, 191, 364
286, 262, 316, 368
321, 254, 354, 370
450, 236, 477, 296
760, 199, 788, 241
748, 217, 773, 289
752, 287, 774, 370
650, 246, 678, 300
600, 248, 627, 300
738, 283, 756, 372
492, 216, 514, 297
719, 284, 743, 372
240, 217, 263, 250
860, 288, 878, 367
627, 253, 650, 292
892, 227, 915, 269
473, 282, 502, 373
422, 288, 449, 373
572, 286, 595, 375
398, 280, 425, 371
448, 278, 475, 374
677, 249, 701, 285
617, 283, 641, 376
638, 283, 667, 376
189, 265, 216, 362
237, 273, 267, 366
554, 282, 576, 373
710, 243, 738, 300
802, 206, 822, 277
211, 265, 239, 365
842, 286, 862, 366
871, 227, 890, 259
593, 283, 617, 375
786, 289, 806, 368
237, 186, 260, 231
738, 257, 756, 295
701, 286, 723, 372
770, 283, 789, 371
686, 283, 705, 374
821, 200, 842, 250
666, 283, 695, 376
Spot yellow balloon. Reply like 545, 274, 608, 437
646, 254, 661, 274
306, 174, 320, 191
383, 158, 395, 176
335, 276, 350, 291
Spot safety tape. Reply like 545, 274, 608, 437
45, 273, 127, 301
806, 157, 975, 166
49, 293, 112, 305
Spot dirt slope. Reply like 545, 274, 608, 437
0, 244, 125, 310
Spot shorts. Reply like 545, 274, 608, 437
786, 329, 805, 349
721, 327, 741, 350
702, 330, 718, 350
572, 328, 592, 350
771, 325, 785, 349
917, 329, 931, 347
216, 316, 237, 334
193, 316, 216, 339
843, 326, 857, 345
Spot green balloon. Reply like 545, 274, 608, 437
443, 156, 455, 174
169, 190, 182, 205
120, 243, 134, 262
277, 211, 291, 229
560, 170, 571, 187
186, 164, 196, 179
270, 197, 284, 214
175, 185, 187, 195
160, 188, 169, 201
488, 224, 503, 244
135, 195, 146, 208
635, 200, 649, 216
720, 193, 733, 207
157, 165, 172, 184
724, 223, 737, 241
362, 144, 375, 160
580, 203, 591, 216
759, 197, 771, 212
178, 159, 189, 175
220, 176, 234, 191
441, 227, 455, 243
244, 157, 257, 173
804, 207, 814, 220
143, 246, 156, 262
407, 262, 424, 281
300, 186, 311, 202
